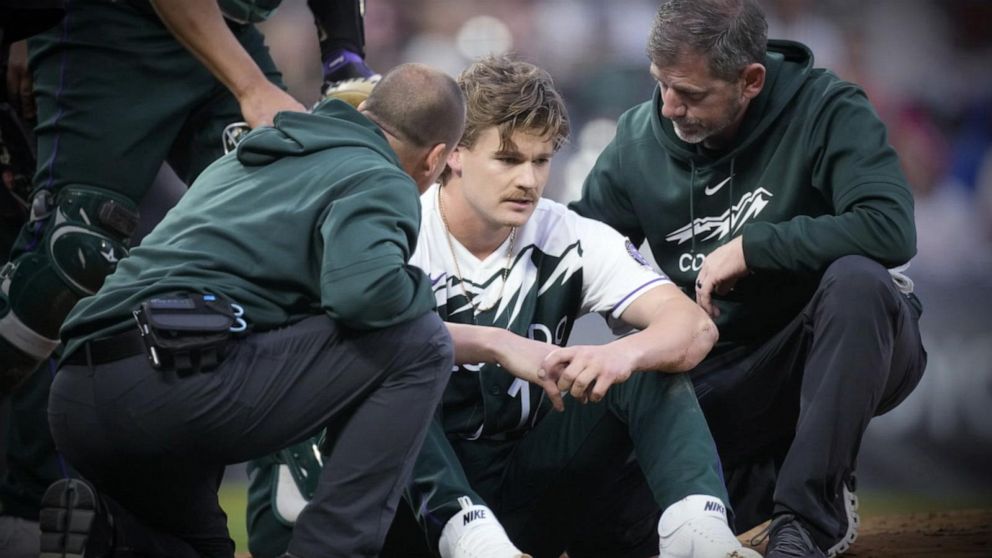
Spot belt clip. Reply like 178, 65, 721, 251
132, 308, 162, 369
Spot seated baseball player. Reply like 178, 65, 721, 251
247, 55, 760, 558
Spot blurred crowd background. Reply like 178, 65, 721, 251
259, 0, 992, 505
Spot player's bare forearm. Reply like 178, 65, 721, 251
445, 324, 564, 411
610, 283, 718, 373
149, 0, 303, 126
149, 0, 265, 96
612, 301, 717, 373
542, 285, 716, 403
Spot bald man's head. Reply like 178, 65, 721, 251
360, 64, 465, 191
362, 63, 466, 152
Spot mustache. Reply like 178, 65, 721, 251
503, 194, 537, 203
674, 117, 703, 129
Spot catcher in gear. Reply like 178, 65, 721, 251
0, 1, 378, 556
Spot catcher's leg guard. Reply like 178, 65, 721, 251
0, 186, 137, 391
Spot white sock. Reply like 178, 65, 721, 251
438, 496, 529, 558
659, 494, 731, 535
658, 494, 759, 558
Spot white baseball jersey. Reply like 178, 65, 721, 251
413, 184, 671, 439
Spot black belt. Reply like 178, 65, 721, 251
62, 329, 147, 367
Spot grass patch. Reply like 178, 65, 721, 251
858, 491, 992, 517
220, 481, 250, 552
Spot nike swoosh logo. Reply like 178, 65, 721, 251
704, 176, 733, 196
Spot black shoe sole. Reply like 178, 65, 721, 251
39, 478, 99, 558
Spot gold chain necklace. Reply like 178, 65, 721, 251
436, 187, 517, 314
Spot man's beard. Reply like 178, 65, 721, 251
672, 118, 713, 144
672, 97, 743, 145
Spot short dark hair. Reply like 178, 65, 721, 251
363, 63, 466, 150
648, 0, 768, 81
440, 55, 570, 184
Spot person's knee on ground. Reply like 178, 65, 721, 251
0, 186, 137, 391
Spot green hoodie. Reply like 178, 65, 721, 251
571, 40, 917, 349
61, 99, 433, 357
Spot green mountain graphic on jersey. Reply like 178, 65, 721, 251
433, 242, 584, 440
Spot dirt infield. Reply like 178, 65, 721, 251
740, 509, 992, 557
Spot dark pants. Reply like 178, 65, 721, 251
691, 256, 927, 545
247, 371, 725, 558
28, 0, 282, 198
0, 359, 71, 521
48, 312, 453, 558
412, 371, 725, 558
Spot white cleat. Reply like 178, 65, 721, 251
438, 496, 532, 558
659, 494, 763, 558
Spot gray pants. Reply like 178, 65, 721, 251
48, 312, 453, 558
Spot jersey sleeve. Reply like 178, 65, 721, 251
575, 213, 670, 324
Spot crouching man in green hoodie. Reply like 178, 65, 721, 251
38, 63, 467, 558
570, 1, 927, 557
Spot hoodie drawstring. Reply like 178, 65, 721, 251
728, 157, 735, 233
689, 160, 697, 259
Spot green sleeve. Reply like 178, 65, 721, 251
408, 417, 486, 549
568, 138, 647, 247
318, 172, 434, 329
743, 86, 917, 274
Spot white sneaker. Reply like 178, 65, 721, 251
438, 496, 531, 558
658, 494, 763, 558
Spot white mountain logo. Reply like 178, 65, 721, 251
665, 187, 774, 245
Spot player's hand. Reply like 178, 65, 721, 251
695, 236, 749, 318
237, 80, 305, 129
542, 344, 637, 404
6, 41, 35, 121
495, 335, 564, 412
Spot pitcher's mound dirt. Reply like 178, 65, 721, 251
739, 509, 992, 557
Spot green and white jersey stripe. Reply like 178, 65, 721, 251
412, 185, 669, 440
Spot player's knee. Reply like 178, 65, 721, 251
0, 186, 138, 372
